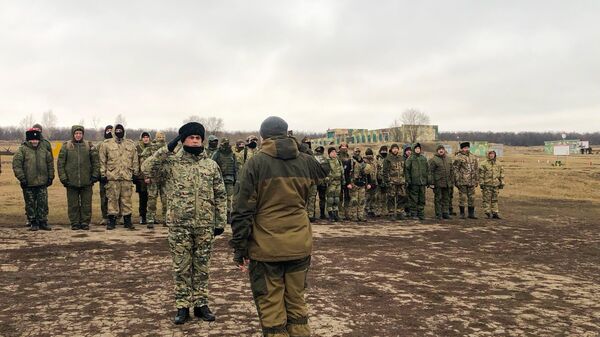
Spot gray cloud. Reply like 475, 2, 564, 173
1, 0, 599, 132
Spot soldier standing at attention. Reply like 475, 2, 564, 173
337, 142, 352, 221
97, 125, 113, 226
479, 150, 505, 219
212, 138, 237, 223
453, 142, 479, 219
142, 122, 226, 324
135, 132, 152, 225
364, 148, 378, 218
99, 124, 139, 230
230, 116, 328, 337
383, 144, 406, 220
13, 128, 54, 231
428, 144, 454, 220
245, 135, 260, 160
57, 125, 100, 230
348, 148, 371, 222
142, 131, 168, 228
205, 135, 219, 158
326, 147, 344, 222
405, 143, 429, 220
375, 146, 389, 217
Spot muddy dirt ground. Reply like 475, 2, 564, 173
1, 196, 599, 337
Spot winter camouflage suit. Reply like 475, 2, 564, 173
13, 138, 54, 226
453, 149, 479, 217
364, 152, 378, 217
212, 138, 237, 220
348, 153, 372, 222
135, 135, 151, 222
141, 133, 167, 224
404, 147, 429, 218
479, 152, 505, 217
428, 147, 454, 218
57, 125, 100, 228
382, 147, 406, 219
142, 146, 226, 309
325, 153, 345, 219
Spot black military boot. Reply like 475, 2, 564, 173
140, 214, 147, 225
320, 206, 327, 220
485, 212, 491, 219
328, 211, 335, 222
174, 307, 190, 325
80, 223, 90, 230
25, 220, 31, 227
309, 217, 316, 223
124, 215, 135, 229
449, 207, 458, 216
418, 213, 425, 221
29, 220, 39, 231
107, 215, 116, 230
71, 223, 80, 230
38, 221, 51, 231
435, 214, 442, 220
492, 213, 501, 219
194, 305, 215, 321
396, 212, 405, 221
459, 206, 466, 219
442, 213, 451, 220
147, 221, 154, 229
468, 207, 478, 219
333, 211, 340, 222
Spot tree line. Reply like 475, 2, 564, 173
439, 131, 600, 146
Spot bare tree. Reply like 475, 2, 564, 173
115, 114, 127, 126
41, 110, 58, 137
400, 108, 430, 143
182, 115, 225, 136
19, 113, 36, 132
91, 116, 101, 130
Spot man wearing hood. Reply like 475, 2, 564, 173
13, 128, 54, 231
97, 125, 113, 225
479, 150, 505, 219
212, 137, 237, 223
246, 135, 259, 159
230, 116, 328, 337
405, 143, 429, 220
383, 144, 407, 220
142, 131, 168, 227
57, 125, 100, 230
205, 135, 219, 158
453, 142, 479, 219
428, 144, 454, 220
135, 132, 152, 225
99, 124, 139, 230
142, 122, 226, 324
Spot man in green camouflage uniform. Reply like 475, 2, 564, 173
375, 146, 389, 217
142, 131, 168, 228
142, 122, 226, 325
212, 138, 237, 223
383, 144, 406, 220
57, 125, 100, 230
479, 150, 505, 219
205, 135, 219, 158
230, 116, 328, 337
337, 142, 352, 220
326, 147, 344, 222
135, 132, 151, 225
246, 135, 260, 159
97, 125, 113, 225
364, 148, 378, 217
348, 148, 372, 222
453, 142, 479, 219
13, 129, 54, 231
428, 144, 454, 220
99, 124, 139, 230
405, 143, 429, 220
313, 146, 328, 220
22, 124, 53, 228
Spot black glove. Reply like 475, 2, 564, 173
214, 227, 224, 236
91, 176, 99, 184
233, 249, 248, 266
47, 179, 53, 187
61, 180, 69, 188
100, 176, 108, 184
167, 135, 181, 152
20, 180, 28, 189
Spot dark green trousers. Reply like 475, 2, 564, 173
66, 185, 93, 225
408, 185, 426, 216
433, 187, 451, 216
99, 180, 108, 219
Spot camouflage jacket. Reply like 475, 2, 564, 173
351, 156, 372, 187
326, 157, 345, 185
479, 158, 504, 187
314, 153, 328, 185
140, 140, 166, 181
13, 141, 55, 187
405, 153, 429, 186
453, 151, 479, 186
99, 137, 139, 181
364, 155, 377, 187
382, 153, 405, 185
376, 155, 385, 184
142, 147, 227, 229
212, 146, 237, 184
57, 139, 100, 187
428, 153, 454, 188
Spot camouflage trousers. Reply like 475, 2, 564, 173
66, 185, 93, 225
408, 185, 426, 216
387, 184, 406, 217
376, 186, 388, 216
225, 183, 234, 214
349, 185, 367, 221
306, 184, 318, 218
23, 186, 48, 223
448, 187, 455, 213
326, 181, 341, 213
481, 186, 500, 214
168, 225, 214, 308
147, 182, 167, 223
339, 186, 351, 219
366, 186, 378, 215
99, 180, 108, 219
433, 186, 451, 217
106, 180, 133, 216
249, 256, 311, 337
457, 185, 476, 207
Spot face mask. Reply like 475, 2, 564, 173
183, 145, 204, 155
248, 141, 257, 149
209, 141, 218, 148
115, 130, 124, 139
380, 152, 388, 158
104, 131, 113, 139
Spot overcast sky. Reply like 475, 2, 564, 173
1, 0, 599, 132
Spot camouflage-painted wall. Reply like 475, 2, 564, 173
312, 125, 438, 146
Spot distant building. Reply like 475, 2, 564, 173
312, 125, 439, 146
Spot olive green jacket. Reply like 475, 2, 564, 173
13, 141, 54, 187
405, 153, 429, 186
230, 136, 329, 262
57, 139, 100, 187
428, 154, 454, 188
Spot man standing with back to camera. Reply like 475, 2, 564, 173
230, 116, 328, 337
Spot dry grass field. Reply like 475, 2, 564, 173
1, 144, 599, 336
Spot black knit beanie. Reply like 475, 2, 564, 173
178, 122, 206, 142
259, 116, 288, 139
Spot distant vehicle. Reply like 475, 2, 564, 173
0, 147, 14, 156
578, 141, 592, 155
